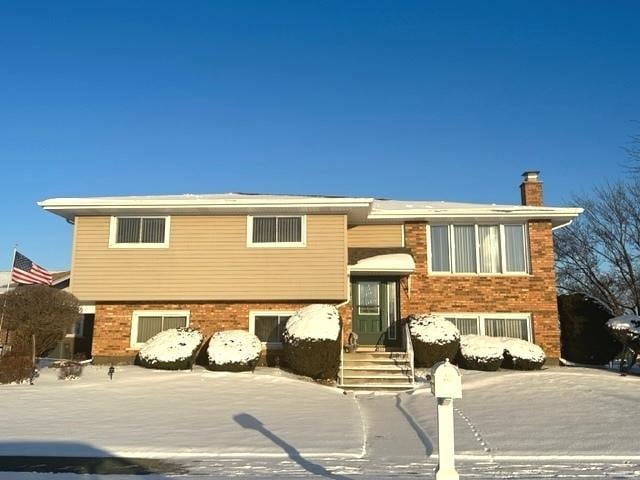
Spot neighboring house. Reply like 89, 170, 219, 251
39, 172, 582, 365
0, 271, 94, 360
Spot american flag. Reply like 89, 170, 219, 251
10, 251, 52, 286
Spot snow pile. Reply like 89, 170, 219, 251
284, 304, 340, 341
138, 328, 203, 370
606, 314, 640, 351
282, 304, 341, 380
206, 330, 262, 372
408, 314, 460, 367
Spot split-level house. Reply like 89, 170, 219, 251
39, 172, 581, 375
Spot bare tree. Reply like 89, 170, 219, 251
555, 181, 640, 316
1, 285, 81, 356
624, 126, 640, 173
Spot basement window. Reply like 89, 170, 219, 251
130, 310, 190, 348
249, 311, 294, 347
439, 313, 532, 341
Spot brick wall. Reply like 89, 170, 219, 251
93, 301, 315, 363
400, 221, 561, 359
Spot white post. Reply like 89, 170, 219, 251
431, 359, 462, 480
435, 397, 459, 480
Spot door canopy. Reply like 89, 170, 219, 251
349, 253, 415, 276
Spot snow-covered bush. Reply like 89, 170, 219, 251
282, 304, 341, 380
558, 293, 620, 365
54, 360, 83, 380
501, 338, 545, 370
206, 330, 262, 372
457, 335, 545, 371
408, 314, 460, 367
606, 315, 640, 351
137, 328, 203, 370
457, 335, 504, 371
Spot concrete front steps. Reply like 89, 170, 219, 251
339, 350, 415, 392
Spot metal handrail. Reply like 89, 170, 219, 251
404, 321, 415, 384
339, 320, 344, 386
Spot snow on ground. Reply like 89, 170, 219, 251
404, 366, 640, 458
0, 364, 639, 478
0, 365, 363, 459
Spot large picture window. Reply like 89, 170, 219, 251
110, 216, 169, 248
429, 224, 528, 274
440, 313, 532, 341
250, 312, 294, 346
131, 310, 189, 347
248, 216, 305, 247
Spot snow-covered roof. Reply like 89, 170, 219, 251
39, 192, 582, 226
349, 253, 416, 275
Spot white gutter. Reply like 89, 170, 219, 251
551, 219, 574, 231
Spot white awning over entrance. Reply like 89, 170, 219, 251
348, 253, 415, 276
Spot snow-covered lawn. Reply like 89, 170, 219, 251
0, 364, 639, 478
0, 365, 363, 459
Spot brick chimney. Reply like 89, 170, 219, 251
520, 171, 543, 206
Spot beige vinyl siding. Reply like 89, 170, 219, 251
70, 215, 347, 301
347, 224, 404, 247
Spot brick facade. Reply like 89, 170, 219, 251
399, 220, 561, 359
93, 301, 320, 363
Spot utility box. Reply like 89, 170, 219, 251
431, 359, 462, 399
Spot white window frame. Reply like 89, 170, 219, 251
246, 215, 307, 248
357, 281, 381, 315
109, 216, 171, 249
427, 223, 529, 275
130, 310, 190, 348
435, 312, 533, 341
249, 310, 295, 348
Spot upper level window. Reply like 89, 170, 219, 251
248, 216, 306, 247
429, 224, 528, 274
109, 216, 170, 248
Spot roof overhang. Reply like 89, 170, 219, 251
367, 207, 583, 228
38, 196, 375, 223
348, 253, 416, 276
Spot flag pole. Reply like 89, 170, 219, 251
0, 247, 17, 336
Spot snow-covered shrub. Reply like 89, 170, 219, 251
606, 315, 640, 352
55, 360, 83, 380
501, 338, 545, 370
137, 328, 203, 370
408, 314, 460, 368
206, 330, 262, 372
457, 335, 503, 371
282, 304, 341, 380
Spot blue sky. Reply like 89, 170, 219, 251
1, 1, 639, 270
